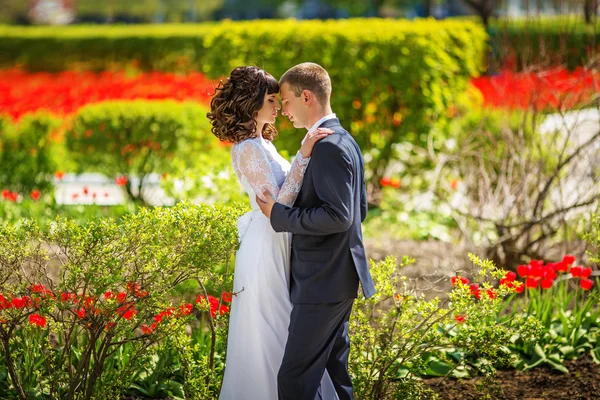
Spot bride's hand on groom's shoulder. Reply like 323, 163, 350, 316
256, 191, 275, 218
299, 128, 333, 158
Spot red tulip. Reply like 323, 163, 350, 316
554, 261, 569, 273
219, 304, 230, 315
11, 297, 28, 309
379, 177, 392, 187
142, 324, 153, 334
222, 292, 233, 302
570, 266, 583, 278
529, 262, 543, 278
30, 190, 41, 201
29, 313, 47, 328
580, 267, 592, 279
115, 176, 128, 186
179, 303, 193, 316
504, 271, 517, 282
580, 278, 594, 291
469, 284, 481, 299
0, 69, 217, 119
116, 292, 127, 303
514, 282, 525, 293
526, 277, 539, 289
76, 307, 86, 319
562, 254, 576, 266
451, 276, 470, 286
540, 278, 553, 289
517, 265, 530, 278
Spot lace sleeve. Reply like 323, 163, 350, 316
277, 152, 310, 207
232, 140, 310, 207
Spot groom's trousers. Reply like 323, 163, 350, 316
277, 299, 354, 400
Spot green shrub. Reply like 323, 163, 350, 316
349, 254, 540, 399
66, 100, 217, 204
0, 202, 243, 400
487, 17, 600, 70
161, 145, 247, 206
0, 112, 62, 195
0, 19, 487, 195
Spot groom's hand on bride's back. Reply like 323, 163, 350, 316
256, 191, 276, 218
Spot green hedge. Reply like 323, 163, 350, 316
487, 17, 600, 70
0, 19, 487, 190
0, 112, 62, 194
66, 100, 216, 203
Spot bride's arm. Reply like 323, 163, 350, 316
276, 151, 310, 207
277, 127, 334, 206
232, 140, 280, 202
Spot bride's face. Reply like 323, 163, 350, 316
256, 93, 280, 127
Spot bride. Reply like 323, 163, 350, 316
207, 66, 337, 400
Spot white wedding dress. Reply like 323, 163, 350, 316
219, 136, 338, 400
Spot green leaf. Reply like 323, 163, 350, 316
425, 361, 454, 377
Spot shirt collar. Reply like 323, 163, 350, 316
302, 113, 337, 145
308, 113, 337, 133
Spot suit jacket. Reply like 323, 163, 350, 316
270, 118, 376, 303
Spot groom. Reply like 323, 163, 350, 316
256, 62, 376, 400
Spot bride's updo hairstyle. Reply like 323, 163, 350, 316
207, 66, 279, 144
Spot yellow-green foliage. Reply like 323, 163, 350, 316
0, 19, 487, 186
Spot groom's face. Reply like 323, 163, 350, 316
280, 82, 308, 129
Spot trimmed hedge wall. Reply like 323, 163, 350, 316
487, 17, 600, 70
0, 19, 487, 188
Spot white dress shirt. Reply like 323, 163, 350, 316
302, 113, 337, 144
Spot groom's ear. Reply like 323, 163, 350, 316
302, 90, 313, 105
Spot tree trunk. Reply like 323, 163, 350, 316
584, 0, 598, 24
462, 0, 495, 28
424, 0, 433, 17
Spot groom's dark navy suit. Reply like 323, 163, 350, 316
270, 118, 376, 400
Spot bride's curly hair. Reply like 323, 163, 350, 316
207, 66, 279, 143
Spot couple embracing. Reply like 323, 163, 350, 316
207, 62, 375, 400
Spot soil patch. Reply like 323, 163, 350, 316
424, 355, 600, 400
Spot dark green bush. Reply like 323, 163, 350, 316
0, 112, 62, 195
488, 17, 600, 70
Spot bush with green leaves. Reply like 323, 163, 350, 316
349, 254, 541, 399
0, 202, 243, 400
160, 145, 247, 206
66, 100, 218, 205
0, 112, 62, 196
0, 193, 139, 229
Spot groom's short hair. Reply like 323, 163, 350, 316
279, 62, 332, 108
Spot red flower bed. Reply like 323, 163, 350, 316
0, 69, 218, 119
471, 67, 600, 111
